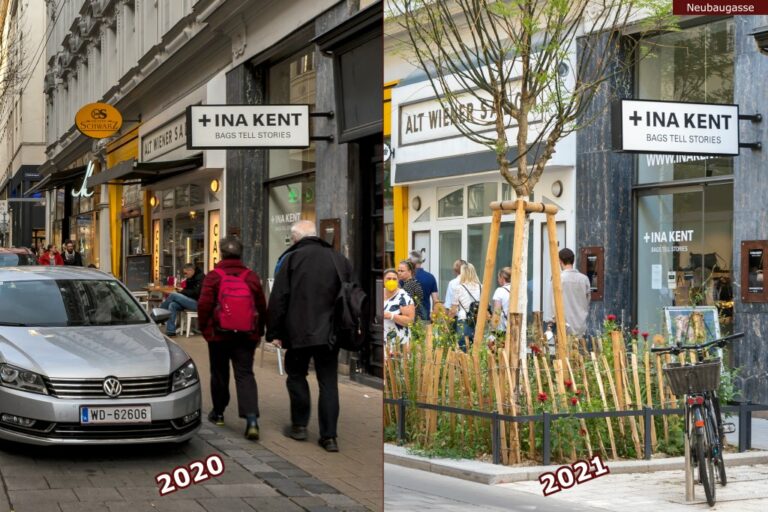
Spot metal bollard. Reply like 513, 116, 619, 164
644, 407, 652, 460
397, 393, 407, 444
542, 412, 551, 466
492, 412, 501, 464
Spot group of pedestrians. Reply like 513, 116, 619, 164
35, 240, 85, 266
383, 247, 591, 354
189, 220, 349, 452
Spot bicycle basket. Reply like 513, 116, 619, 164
662, 359, 721, 395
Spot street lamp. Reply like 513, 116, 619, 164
751, 26, 768, 55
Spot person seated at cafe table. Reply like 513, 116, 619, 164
160, 263, 204, 337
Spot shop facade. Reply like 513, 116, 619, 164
225, 1, 383, 381
577, 16, 768, 403
389, 69, 577, 322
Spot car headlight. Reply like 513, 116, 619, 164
0, 364, 48, 395
171, 360, 198, 392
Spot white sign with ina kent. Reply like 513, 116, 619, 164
187, 105, 310, 149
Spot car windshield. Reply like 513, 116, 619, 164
0, 279, 148, 327
0, 253, 37, 266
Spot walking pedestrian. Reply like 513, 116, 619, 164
38, 244, 64, 266
409, 250, 439, 320
160, 263, 204, 337
61, 240, 83, 266
266, 219, 353, 453
197, 237, 267, 441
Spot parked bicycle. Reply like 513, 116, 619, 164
651, 332, 744, 507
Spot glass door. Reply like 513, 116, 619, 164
635, 184, 733, 333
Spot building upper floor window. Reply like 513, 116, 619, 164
636, 19, 734, 184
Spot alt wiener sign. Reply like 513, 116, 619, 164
612, 99, 739, 156
186, 104, 310, 149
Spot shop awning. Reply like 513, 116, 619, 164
86, 155, 204, 188
24, 165, 87, 196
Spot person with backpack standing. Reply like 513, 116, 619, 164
196, 237, 267, 441
266, 220, 353, 453
450, 262, 482, 352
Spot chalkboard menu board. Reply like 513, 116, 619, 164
125, 255, 152, 291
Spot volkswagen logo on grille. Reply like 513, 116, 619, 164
103, 377, 122, 398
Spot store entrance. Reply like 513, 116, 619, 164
635, 183, 733, 335
351, 134, 384, 381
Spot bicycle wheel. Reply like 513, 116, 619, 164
709, 397, 727, 486
696, 430, 716, 506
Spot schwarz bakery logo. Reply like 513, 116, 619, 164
75, 102, 123, 139
673, 0, 766, 15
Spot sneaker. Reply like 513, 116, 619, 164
165, 332, 177, 338
207, 411, 224, 426
283, 425, 308, 441
318, 437, 339, 452
245, 416, 259, 441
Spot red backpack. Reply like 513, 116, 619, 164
213, 269, 257, 332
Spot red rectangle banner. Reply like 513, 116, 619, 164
673, 1, 768, 15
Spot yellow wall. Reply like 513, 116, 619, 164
385, 81, 409, 263
105, 126, 140, 279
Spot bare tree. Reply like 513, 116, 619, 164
388, 0, 676, 352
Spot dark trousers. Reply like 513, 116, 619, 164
285, 345, 340, 439
207, 339, 259, 418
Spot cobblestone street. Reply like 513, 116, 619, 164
0, 338, 383, 512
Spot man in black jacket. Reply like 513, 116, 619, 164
160, 263, 204, 337
267, 220, 352, 452
62, 240, 83, 266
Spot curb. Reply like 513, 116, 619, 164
384, 444, 768, 485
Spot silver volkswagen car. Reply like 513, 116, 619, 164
0, 266, 201, 445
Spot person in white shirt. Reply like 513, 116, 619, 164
492, 267, 512, 333
383, 269, 416, 351
443, 259, 466, 318
450, 262, 481, 352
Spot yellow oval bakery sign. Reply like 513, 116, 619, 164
75, 103, 123, 138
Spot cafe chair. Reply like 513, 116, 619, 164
181, 311, 199, 337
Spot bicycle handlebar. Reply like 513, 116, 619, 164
650, 332, 744, 355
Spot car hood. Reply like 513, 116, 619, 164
0, 324, 177, 378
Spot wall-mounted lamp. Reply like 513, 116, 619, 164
551, 180, 563, 198
752, 26, 768, 55
210, 179, 220, 193
412, 196, 422, 211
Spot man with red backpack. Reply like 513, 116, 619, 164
197, 237, 267, 441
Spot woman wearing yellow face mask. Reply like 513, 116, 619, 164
383, 268, 416, 350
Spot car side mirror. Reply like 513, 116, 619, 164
151, 308, 171, 324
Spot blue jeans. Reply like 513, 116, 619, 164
160, 293, 198, 334
456, 319, 475, 352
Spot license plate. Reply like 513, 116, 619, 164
80, 405, 152, 425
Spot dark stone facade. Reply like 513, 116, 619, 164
731, 16, 768, 405
576, 37, 635, 335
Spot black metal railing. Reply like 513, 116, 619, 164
384, 395, 768, 466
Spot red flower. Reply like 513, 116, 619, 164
530, 344, 542, 355
537, 392, 548, 402
564, 380, 573, 389
570, 396, 579, 406
631, 328, 639, 336
642, 332, 649, 340
575, 389, 583, 396
579, 428, 587, 436
606, 314, 617, 322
